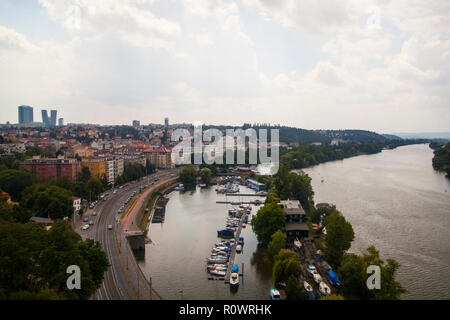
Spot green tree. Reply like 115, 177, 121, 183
338, 246, 406, 300
21, 184, 73, 220
324, 211, 354, 269
200, 168, 212, 185
311, 203, 336, 224
265, 188, 280, 204
78, 166, 91, 183
251, 202, 286, 245
265, 230, 286, 262
285, 274, 308, 300
0, 169, 34, 201
0, 219, 109, 300
179, 166, 197, 188
272, 249, 301, 284
86, 177, 104, 201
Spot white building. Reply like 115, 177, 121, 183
73, 196, 81, 212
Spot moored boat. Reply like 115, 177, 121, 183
304, 281, 313, 292
319, 281, 331, 295
230, 273, 239, 287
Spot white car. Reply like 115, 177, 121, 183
82, 224, 89, 231
108, 225, 113, 230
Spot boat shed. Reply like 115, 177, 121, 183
246, 179, 267, 191
279, 200, 307, 223
285, 222, 309, 239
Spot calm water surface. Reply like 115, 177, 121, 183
302, 144, 450, 300
140, 144, 450, 300
139, 186, 273, 300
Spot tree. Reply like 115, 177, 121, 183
311, 203, 336, 224
338, 246, 407, 300
21, 184, 73, 220
0, 169, 34, 202
324, 212, 354, 269
251, 202, 286, 245
86, 177, 104, 201
0, 197, 31, 223
78, 166, 91, 183
200, 168, 212, 185
265, 188, 280, 204
285, 274, 308, 300
320, 294, 345, 300
272, 249, 301, 284
179, 166, 197, 188
0, 219, 108, 300
265, 230, 286, 262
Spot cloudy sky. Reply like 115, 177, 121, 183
0, 0, 449, 133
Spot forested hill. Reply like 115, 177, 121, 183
315, 129, 390, 143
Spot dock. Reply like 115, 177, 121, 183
224, 193, 266, 197
216, 201, 259, 205
224, 215, 245, 284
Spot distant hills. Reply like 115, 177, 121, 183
390, 132, 450, 140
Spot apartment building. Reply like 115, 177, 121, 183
20, 156, 81, 181
81, 158, 106, 180
143, 147, 174, 169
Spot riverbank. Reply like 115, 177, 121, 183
303, 144, 450, 299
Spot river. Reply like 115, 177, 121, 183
139, 185, 273, 300
140, 144, 450, 300
302, 144, 450, 300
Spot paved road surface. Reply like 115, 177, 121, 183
74, 169, 179, 300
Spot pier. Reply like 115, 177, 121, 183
224, 193, 266, 197
224, 215, 245, 284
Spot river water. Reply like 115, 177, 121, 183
302, 144, 450, 300
140, 144, 450, 300
139, 185, 273, 300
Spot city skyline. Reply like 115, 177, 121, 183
0, 1, 449, 133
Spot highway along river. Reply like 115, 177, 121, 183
302, 144, 450, 300
139, 185, 273, 300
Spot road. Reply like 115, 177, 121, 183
74, 168, 180, 300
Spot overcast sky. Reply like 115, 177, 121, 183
0, 0, 449, 133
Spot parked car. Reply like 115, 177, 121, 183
108, 225, 113, 230
89, 220, 94, 225
92, 211, 97, 216
83, 217, 89, 222
82, 224, 89, 230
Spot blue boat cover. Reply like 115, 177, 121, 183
328, 269, 340, 284
232, 264, 239, 272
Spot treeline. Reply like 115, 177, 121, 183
430, 142, 450, 178
115, 161, 155, 186
0, 200, 108, 300
250, 164, 406, 300
280, 139, 429, 170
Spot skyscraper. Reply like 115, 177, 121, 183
51, 110, 57, 127
164, 117, 169, 128
58, 118, 64, 126
18, 106, 33, 124
42, 109, 58, 128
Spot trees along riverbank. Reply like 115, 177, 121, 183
430, 142, 450, 178
251, 164, 406, 300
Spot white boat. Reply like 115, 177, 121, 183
304, 281, 313, 292
313, 273, 322, 284
319, 282, 331, 295
294, 238, 302, 249
230, 273, 239, 287
236, 245, 242, 253
208, 265, 227, 272
210, 269, 226, 277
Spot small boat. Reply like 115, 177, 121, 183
236, 245, 242, 253
230, 273, 239, 287
238, 237, 244, 244
294, 239, 302, 249
304, 281, 313, 292
319, 282, 331, 295
270, 288, 281, 300
217, 229, 235, 238
208, 257, 228, 264
210, 269, 226, 277
231, 264, 239, 273
208, 266, 227, 272
313, 273, 322, 284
